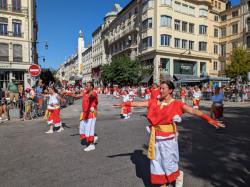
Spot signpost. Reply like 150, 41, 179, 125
28, 64, 41, 77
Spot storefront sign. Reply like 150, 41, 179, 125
0, 64, 11, 69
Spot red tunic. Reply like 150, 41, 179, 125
81, 91, 98, 120
150, 88, 160, 100
147, 99, 185, 137
145, 88, 151, 94
181, 90, 186, 97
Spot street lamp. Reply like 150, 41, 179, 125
38, 56, 46, 63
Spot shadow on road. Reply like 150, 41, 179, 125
107, 150, 159, 187
179, 106, 250, 187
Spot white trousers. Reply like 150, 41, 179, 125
150, 136, 180, 184
79, 118, 96, 142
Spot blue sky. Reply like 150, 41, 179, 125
37, 0, 240, 69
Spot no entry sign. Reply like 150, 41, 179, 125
28, 64, 41, 77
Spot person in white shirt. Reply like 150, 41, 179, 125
193, 86, 202, 109
45, 86, 65, 134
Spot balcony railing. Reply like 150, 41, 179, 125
0, 31, 24, 38
109, 26, 139, 44
0, 5, 28, 14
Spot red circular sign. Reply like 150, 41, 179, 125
28, 64, 41, 77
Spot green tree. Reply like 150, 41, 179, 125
226, 47, 250, 82
101, 56, 140, 86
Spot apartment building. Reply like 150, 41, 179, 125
0, 0, 38, 89
92, 25, 106, 85
241, 0, 250, 51
101, 0, 231, 84
82, 46, 92, 82
90, 4, 122, 85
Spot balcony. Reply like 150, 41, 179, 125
109, 25, 139, 44
0, 6, 28, 15
1, 31, 24, 38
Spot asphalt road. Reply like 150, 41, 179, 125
0, 95, 249, 187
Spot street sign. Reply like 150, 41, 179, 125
28, 64, 41, 77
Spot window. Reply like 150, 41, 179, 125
142, 18, 152, 30
221, 61, 225, 71
182, 21, 187, 32
189, 23, 194, 33
175, 1, 181, 12
247, 36, 250, 48
247, 18, 250, 32
199, 25, 207, 35
232, 41, 238, 49
199, 6, 208, 17
199, 42, 207, 51
134, 7, 138, 14
221, 15, 227, 21
142, 0, 154, 12
0, 43, 9, 61
182, 4, 188, 14
13, 44, 22, 62
189, 6, 195, 16
142, 36, 152, 49
12, 19, 22, 37
189, 41, 194, 50
174, 38, 180, 48
161, 0, 172, 6
174, 19, 180, 30
218, 2, 221, 9
221, 44, 226, 56
160, 15, 172, 27
0, 0, 7, 9
214, 15, 219, 21
160, 34, 171, 46
214, 44, 218, 54
214, 28, 218, 37
0, 17, 8, 36
232, 24, 238, 34
213, 61, 218, 70
12, 0, 21, 11
221, 27, 227, 37
232, 11, 238, 17
182, 39, 187, 49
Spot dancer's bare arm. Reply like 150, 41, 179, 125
131, 101, 148, 107
182, 105, 225, 128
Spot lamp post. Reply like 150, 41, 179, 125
32, 41, 48, 64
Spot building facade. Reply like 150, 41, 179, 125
102, 0, 232, 84
0, 0, 38, 89
56, 31, 86, 82
82, 45, 92, 82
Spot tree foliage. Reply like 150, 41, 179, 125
101, 56, 140, 86
225, 47, 250, 82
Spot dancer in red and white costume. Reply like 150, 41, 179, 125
123, 81, 225, 187
45, 86, 65, 134
73, 82, 98, 151
150, 83, 160, 101
180, 87, 186, 103
145, 87, 151, 100
120, 90, 131, 119
193, 86, 202, 109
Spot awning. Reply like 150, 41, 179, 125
69, 75, 83, 81
140, 75, 153, 83
174, 74, 201, 83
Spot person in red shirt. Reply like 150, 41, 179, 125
150, 83, 160, 101
180, 87, 186, 103
145, 87, 151, 100
73, 82, 98, 151
121, 81, 225, 187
